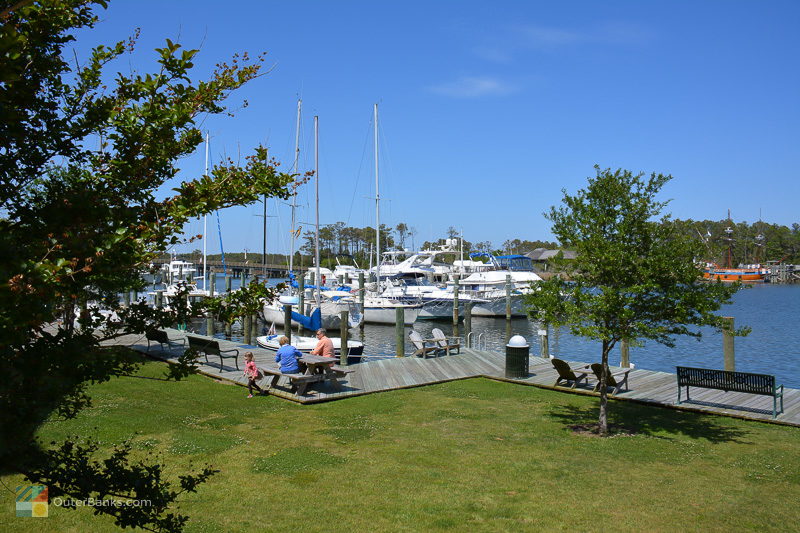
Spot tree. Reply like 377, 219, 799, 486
0, 1, 295, 530
395, 222, 408, 250
525, 167, 744, 435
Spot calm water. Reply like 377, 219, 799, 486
171, 277, 799, 389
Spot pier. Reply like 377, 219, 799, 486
112, 328, 800, 427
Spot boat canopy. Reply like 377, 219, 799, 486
469, 253, 534, 271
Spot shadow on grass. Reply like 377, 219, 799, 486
547, 401, 752, 444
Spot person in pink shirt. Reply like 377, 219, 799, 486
242, 352, 263, 398
310, 328, 335, 358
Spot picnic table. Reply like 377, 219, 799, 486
260, 354, 354, 396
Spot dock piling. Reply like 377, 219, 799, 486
396, 307, 405, 357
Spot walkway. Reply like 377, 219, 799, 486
115, 328, 800, 427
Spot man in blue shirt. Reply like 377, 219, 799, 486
274, 336, 302, 374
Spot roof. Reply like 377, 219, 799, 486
525, 249, 576, 261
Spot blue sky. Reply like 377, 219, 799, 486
75, 0, 799, 255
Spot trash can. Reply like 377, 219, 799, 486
505, 335, 529, 378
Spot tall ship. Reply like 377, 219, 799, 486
702, 213, 767, 282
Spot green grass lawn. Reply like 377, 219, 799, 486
3, 356, 799, 532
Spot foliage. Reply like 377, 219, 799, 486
673, 217, 800, 265
299, 222, 397, 267
0, 1, 295, 530
525, 166, 743, 434
199, 280, 284, 325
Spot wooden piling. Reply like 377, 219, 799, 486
208, 267, 215, 297
396, 306, 405, 357
225, 275, 232, 293
464, 302, 472, 348
620, 339, 630, 368
358, 272, 365, 330
452, 275, 460, 329
298, 275, 305, 334
723, 316, 735, 371
206, 312, 215, 337
505, 274, 512, 321
340, 311, 349, 366
540, 323, 550, 358
284, 305, 292, 342
243, 314, 251, 345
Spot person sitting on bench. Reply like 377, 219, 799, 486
275, 336, 303, 374
310, 328, 335, 358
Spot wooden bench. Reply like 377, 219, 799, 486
260, 367, 323, 396
330, 365, 356, 379
676, 366, 784, 419
145, 329, 186, 353
186, 334, 240, 372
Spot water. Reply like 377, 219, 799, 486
339, 284, 800, 389
165, 276, 799, 389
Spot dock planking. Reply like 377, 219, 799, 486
116, 328, 800, 427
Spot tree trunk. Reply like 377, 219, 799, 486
598, 339, 610, 435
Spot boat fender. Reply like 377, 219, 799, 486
279, 295, 300, 305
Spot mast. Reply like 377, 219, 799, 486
203, 132, 209, 291
289, 98, 302, 275
314, 116, 321, 309
374, 103, 381, 286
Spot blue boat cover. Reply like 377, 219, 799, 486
290, 307, 322, 331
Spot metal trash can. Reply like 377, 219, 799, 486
505, 335, 529, 378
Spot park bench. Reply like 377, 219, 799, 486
145, 329, 185, 353
676, 366, 784, 419
186, 334, 240, 372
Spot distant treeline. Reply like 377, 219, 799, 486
178, 217, 799, 270
672, 218, 800, 265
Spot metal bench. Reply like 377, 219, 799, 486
186, 334, 239, 372
145, 329, 185, 353
676, 366, 784, 419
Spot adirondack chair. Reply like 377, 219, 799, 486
430, 328, 461, 355
408, 330, 441, 358
551, 358, 589, 389
590, 363, 631, 396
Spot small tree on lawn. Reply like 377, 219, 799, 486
525, 166, 745, 435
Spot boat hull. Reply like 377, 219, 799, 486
703, 268, 766, 282
256, 334, 364, 363
363, 304, 422, 325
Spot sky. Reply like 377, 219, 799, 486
73, 0, 800, 256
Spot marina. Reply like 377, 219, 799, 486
115, 327, 800, 426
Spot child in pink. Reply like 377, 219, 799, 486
243, 352, 263, 398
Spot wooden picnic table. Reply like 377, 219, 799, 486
299, 354, 343, 391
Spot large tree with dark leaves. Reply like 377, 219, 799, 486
525, 167, 745, 435
0, 1, 295, 530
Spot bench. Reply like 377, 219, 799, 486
676, 366, 784, 419
146, 329, 186, 353
186, 334, 240, 372
330, 365, 356, 379
260, 367, 323, 396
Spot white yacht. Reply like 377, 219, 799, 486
447, 254, 542, 317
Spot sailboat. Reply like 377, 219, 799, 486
261, 109, 364, 329
361, 103, 423, 325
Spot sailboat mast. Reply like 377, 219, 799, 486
203, 132, 209, 291
289, 98, 302, 275
374, 103, 381, 285
314, 116, 321, 309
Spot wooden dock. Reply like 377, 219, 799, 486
114, 328, 800, 427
